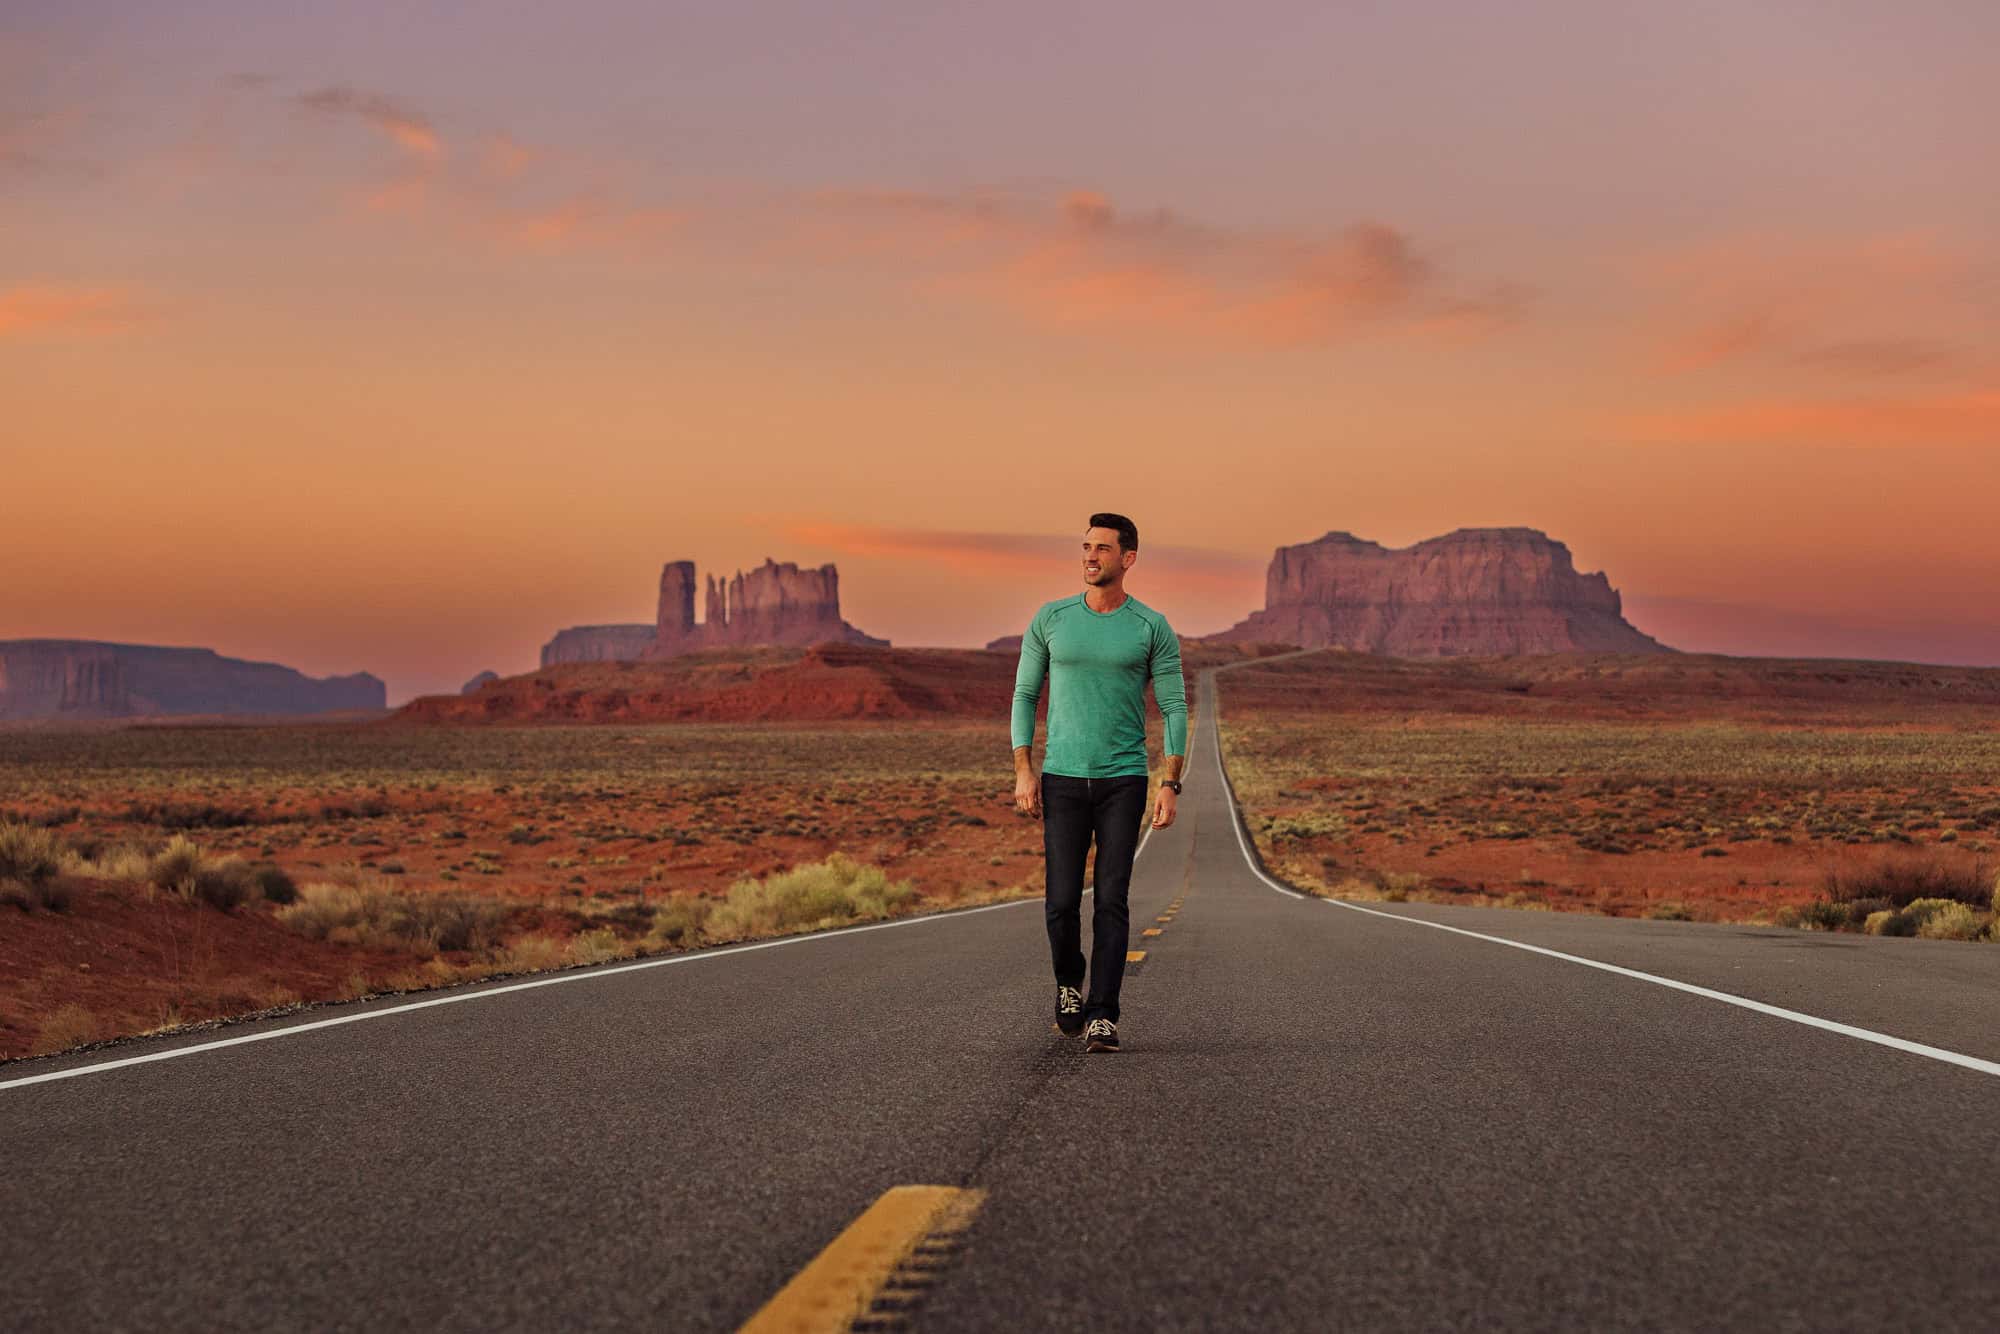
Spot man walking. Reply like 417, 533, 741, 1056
1011, 513, 1188, 1053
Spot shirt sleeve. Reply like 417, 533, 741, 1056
1149, 616, 1188, 758
1009, 606, 1049, 750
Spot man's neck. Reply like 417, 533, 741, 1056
1084, 582, 1128, 613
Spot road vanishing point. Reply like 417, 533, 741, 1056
7, 667, 1998, 1331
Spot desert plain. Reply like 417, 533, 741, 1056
5, 643, 1998, 1061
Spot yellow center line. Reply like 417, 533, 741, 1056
1126, 949, 1147, 962
739, 1185, 986, 1333
1141, 927, 1163, 937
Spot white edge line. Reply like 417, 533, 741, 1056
1203, 669, 2000, 1081
1205, 671, 1302, 900
6, 680, 1171, 1093
2, 891, 1051, 1094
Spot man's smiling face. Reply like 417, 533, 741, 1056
1082, 526, 1134, 587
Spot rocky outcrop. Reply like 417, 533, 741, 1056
676, 560, 885, 653
461, 671, 500, 695
542, 558, 886, 666
1210, 528, 1670, 656
540, 624, 657, 668
0, 640, 386, 721
986, 634, 1023, 652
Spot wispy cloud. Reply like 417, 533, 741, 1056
796, 187, 1520, 347
0, 284, 158, 338
295, 85, 443, 160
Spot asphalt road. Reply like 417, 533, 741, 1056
6, 667, 1998, 1331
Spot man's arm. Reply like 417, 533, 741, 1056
1010, 609, 1049, 817
1149, 618, 1188, 828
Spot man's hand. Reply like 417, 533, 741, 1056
1151, 785, 1177, 830
1014, 769, 1042, 819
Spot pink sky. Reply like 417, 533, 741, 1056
4, 3, 1997, 702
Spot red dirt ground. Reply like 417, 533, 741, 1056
0, 881, 423, 1058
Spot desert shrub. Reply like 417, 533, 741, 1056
189, 856, 259, 912
647, 896, 713, 948
495, 934, 567, 972
1863, 910, 1908, 936
1901, 898, 1959, 927
1915, 902, 1980, 941
704, 853, 915, 943
146, 834, 208, 894
252, 864, 298, 905
0, 821, 63, 886
566, 928, 623, 965
277, 882, 506, 955
1263, 812, 1347, 843
121, 800, 256, 830
1367, 870, 1427, 903
2, 875, 71, 912
1821, 853, 1991, 910
1645, 902, 1694, 921
1795, 898, 1849, 931
72, 840, 153, 881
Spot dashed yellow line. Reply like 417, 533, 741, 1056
1126, 949, 1147, 962
739, 1185, 986, 1333
1141, 927, 1163, 937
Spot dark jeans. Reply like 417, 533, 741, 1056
1041, 772, 1149, 1024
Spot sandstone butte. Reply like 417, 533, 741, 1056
1207, 527, 1670, 656
540, 558, 885, 667
0, 640, 385, 722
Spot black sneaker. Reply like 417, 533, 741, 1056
1083, 1018, 1120, 1053
1053, 985, 1084, 1037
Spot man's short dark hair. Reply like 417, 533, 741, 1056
1087, 512, 1138, 553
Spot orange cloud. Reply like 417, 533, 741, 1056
0, 284, 155, 338
802, 188, 1514, 347
1628, 387, 2000, 446
481, 132, 535, 181
491, 193, 685, 255
295, 86, 444, 159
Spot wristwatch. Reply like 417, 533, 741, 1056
1162, 779, 1182, 795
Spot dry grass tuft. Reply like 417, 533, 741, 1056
1912, 900, 1981, 941
646, 896, 713, 948
703, 852, 916, 944
0, 820, 63, 885
494, 933, 568, 973
277, 881, 507, 955
33, 1003, 103, 1055
146, 834, 208, 894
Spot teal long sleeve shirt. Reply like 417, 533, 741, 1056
1010, 592, 1188, 777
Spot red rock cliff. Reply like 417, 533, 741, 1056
1211, 528, 1670, 656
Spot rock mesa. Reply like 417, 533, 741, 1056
0, 640, 387, 721
1210, 528, 1670, 656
